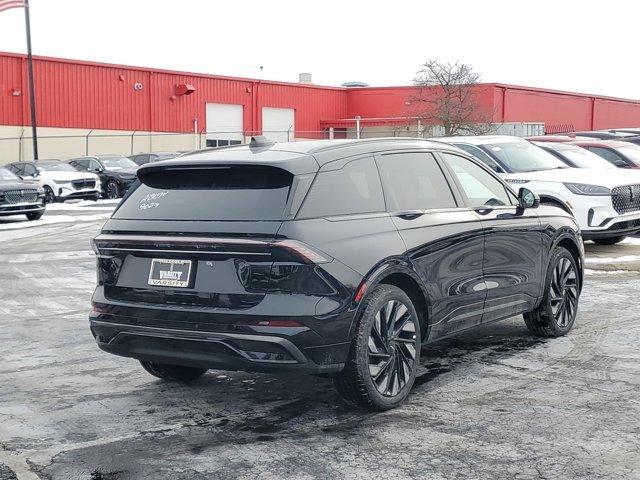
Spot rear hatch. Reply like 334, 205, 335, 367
94, 163, 304, 310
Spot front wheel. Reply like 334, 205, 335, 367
524, 246, 580, 337
43, 186, 56, 204
139, 361, 207, 382
105, 180, 122, 199
592, 236, 625, 246
334, 285, 421, 410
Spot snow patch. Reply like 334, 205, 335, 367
584, 269, 630, 276
0, 213, 111, 231
586, 255, 640, 264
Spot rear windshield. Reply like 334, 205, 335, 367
113, 166, 293, 221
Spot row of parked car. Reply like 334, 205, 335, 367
0, 151, 183, 221
436, 129, 640, 245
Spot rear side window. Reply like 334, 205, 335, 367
376, 152, 456, 210
297, 156, 384, 218
113, 166, 293, 221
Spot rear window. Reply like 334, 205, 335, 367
113, 166, 293, 221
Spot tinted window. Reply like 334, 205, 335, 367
71, 159, 89, 170
114, 166, 293, 221
442, 153, 512, 207
376, 152, 456, 210
587, 147, 629, 167
0, 167, 19, 180
89, 159, 102, 171
547, 145, 615, 169
298, 157, 384, 218
454, 144, 505, 173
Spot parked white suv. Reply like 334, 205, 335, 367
6, 160, 101, 203
435, 135, 640, 245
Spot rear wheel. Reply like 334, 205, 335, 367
524, 246, 579, 337
592, 236, 625, 245
139, 360, 207, 382
26, 212, 43, 221
334, 285, 421, 410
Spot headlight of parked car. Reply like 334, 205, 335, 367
563, 183, 611, 196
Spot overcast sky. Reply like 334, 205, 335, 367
0, 0, 638, 99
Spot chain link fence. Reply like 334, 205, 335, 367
0, 122, 544, 163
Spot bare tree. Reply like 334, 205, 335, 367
409, 59, 494, 136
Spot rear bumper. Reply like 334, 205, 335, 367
90, 312, 351, 374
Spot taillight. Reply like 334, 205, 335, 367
273, 239, 332, 264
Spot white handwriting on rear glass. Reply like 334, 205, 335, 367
139, 191, 168, 210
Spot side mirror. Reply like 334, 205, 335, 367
93, 167, 103, 173
518, 187, 540, 209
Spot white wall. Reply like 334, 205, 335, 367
262, 107, 295, 142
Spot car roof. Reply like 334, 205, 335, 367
139, 137, 462, 176
569, 139, 635, 148
532, 141, 582, 151
432, 135, 527, 146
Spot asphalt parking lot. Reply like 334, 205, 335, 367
1, 203, 639, 480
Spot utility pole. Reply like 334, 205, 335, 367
24, 0, 38, 159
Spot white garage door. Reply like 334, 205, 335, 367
205, 103, 244, 147
262, 107, 295, 142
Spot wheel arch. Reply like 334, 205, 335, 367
539, 195, 572, 214
351, 260, 431, 342
553, 233, 584, 293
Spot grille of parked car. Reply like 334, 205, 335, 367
72, 179, 96, 190
612, 185, 640, 214
4, 189, 38, 204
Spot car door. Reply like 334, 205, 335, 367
439, 152, 543, 322
375, 150, 487, 339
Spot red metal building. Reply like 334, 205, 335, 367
2, 51, 640, 138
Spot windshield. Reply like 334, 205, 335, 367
618, 145, 640, 165
481, 141, 568, 172
0, 167, 19, 181
556, 147, 616, 169
100, 157, 137, 170
38, 162, 77, 172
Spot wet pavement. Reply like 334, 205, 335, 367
1, 208, 639, 479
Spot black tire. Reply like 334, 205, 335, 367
26, 212, 43, 221
592, 236, 626, 246
139, 360, 207, 382
524, 246, 580, 337
334, 285, 421, 410
43, 186, 56, 204
105, 180, 122, 199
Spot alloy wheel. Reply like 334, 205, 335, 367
550, 257, 578, 328
44, 186, 55, 203
106, 182, 119, 199
367, 300, 418, 397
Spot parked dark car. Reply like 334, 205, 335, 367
68, 155, 138, 199
569, 140, 640, 168
532, 142, 617, 169
0, 166, 45, 220
90, 137, 584, 410
129, 151, 185, 166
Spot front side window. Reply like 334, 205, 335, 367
376, 152, 456, 211
298, 157, 384, 218
616, 145, 640, 166
442, 153, 512, 208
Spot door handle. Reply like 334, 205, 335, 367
393, 210, 425, 220
474, 207, 494, 215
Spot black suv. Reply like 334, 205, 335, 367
68, 155, 138, 199
90, 137, 584, 410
